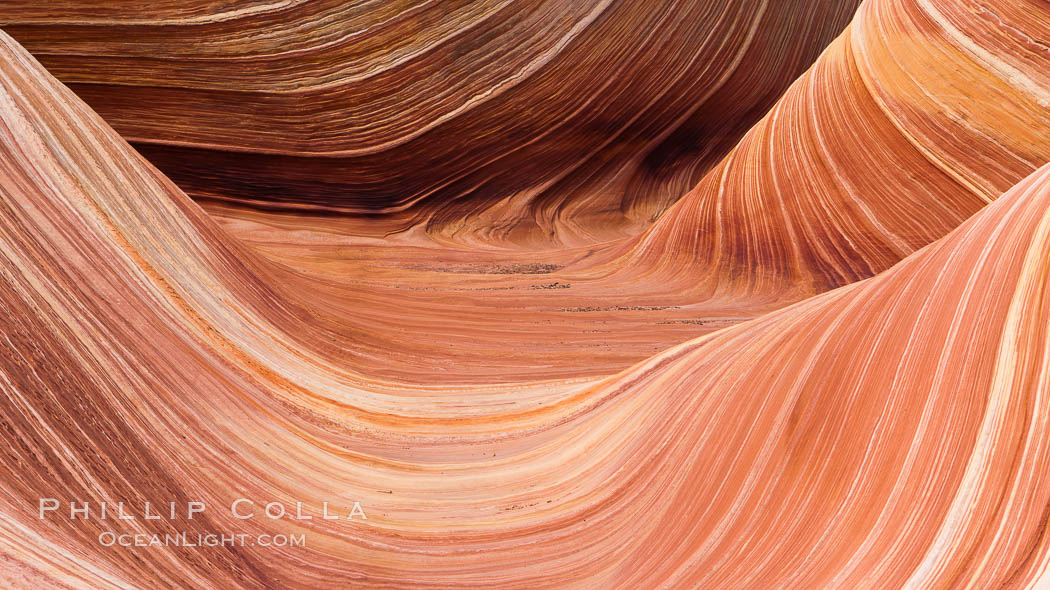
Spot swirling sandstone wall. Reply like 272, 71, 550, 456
1, 0, 861, 245
1, 0, 1050, 588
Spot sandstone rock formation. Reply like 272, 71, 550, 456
1, 0, 1050, 588
1, 0, 861, 244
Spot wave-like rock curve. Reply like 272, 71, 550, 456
610, 0, 1050, 297
0, 0, 861, 245
2, 16, 1050, 587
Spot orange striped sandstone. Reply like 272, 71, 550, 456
1, 0, 1050, 588
1, 0, 861, 245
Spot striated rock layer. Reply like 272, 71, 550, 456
189, 0, 1050, 384
3, 11, 1050, 588
600, 0, 1050, 298
2, 0, 1050, 588
0, 0, 861, 244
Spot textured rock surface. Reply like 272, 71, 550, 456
1, 0, 861, 244
613, 0, 1050, 295
1, 0, 1050, 588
